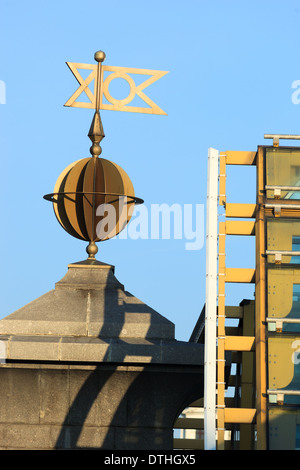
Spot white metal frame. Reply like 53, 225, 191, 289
204, 148, 219, 450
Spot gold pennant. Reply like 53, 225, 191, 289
64, 62, 168, 115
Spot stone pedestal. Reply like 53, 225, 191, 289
0, 261, 204, 450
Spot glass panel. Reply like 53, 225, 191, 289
268, 266, 300, 332
266, 148, 300, 199
268, 337, 300, 405
285, 284, 300, 332
296, 424, 300, 449
269, 408, 300, 450
267, 219, 300, 264
292, 237, 300, 264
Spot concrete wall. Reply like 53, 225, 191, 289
0, 363, 203, 450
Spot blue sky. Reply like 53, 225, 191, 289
0, 0, 300, 341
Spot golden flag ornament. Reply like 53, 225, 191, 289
64, 61, 169, 115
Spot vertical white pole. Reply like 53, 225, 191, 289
204, 147, 218, 450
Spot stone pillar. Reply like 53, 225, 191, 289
0, 261, 204, 450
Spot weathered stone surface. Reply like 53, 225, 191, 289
0, 262, 203, 365
0, 368, 40, 424
0, 363, 203, 450
0, 263, 175, 343
39, 369, 69, 424
0, 335, 203, 365
0, 261, 204, 450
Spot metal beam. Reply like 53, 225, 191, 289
174, 418, 204, 429
204, 148, 219, 450
224, 408, 256, 424
255, 145, 268, 450
224, 336, 255, 352
224, 150, 256, 165
225, 220, 255, 235
264, 134, 300, 147
225, 203, 256, 218
225, 268, 256, 283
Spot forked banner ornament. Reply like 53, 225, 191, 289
43, 51, 168, 261
64, 53, 168, 115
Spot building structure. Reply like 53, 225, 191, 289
177, 136, 300, 450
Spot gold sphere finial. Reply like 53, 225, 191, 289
86, 241, 98, 259
94, 50, 106, 63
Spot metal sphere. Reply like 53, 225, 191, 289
94, 51, 106, 63
90, 142, 102, 156
86, 241, 98, 257
50, 157, 136, 242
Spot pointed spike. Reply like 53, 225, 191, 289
88, 111, 105, 143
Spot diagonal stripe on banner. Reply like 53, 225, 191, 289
64, 62, 168, 115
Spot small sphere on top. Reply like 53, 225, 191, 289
94, 51, 106, 63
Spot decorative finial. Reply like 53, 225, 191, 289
64, 53, 168, 115
88, 110, 104, 156
94, 50, 106, 63
44, 50, 145, 262
86, 241, 98, 258
88, 51, 106, 157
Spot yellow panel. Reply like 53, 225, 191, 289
225, 203, 256, 218
224, 408, 256, 424
225, 268, 255, 283
225, 220, 255, 235
268, 336, 299, 390
267, 267, 300, 319
224, 336, 255, 351
225, 151, 256, 165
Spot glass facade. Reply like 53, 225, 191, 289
268, 337, 300, 405
267, 219, 300, 264
266, 149, 300, 449
267, 219, 300, 332
266, 148, 300, 199
267, 267, 300, 333
269, 408, 300, 450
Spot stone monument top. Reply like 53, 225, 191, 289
0, 261, 203, 366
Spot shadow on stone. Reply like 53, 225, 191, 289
0, 261, 204, 450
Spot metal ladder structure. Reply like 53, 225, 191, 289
175, 136, 300, 450
216, 149, 258, 450
174, 301, 256, 450
214, 135, 300, 450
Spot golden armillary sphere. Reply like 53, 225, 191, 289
44, 51, 143, 260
